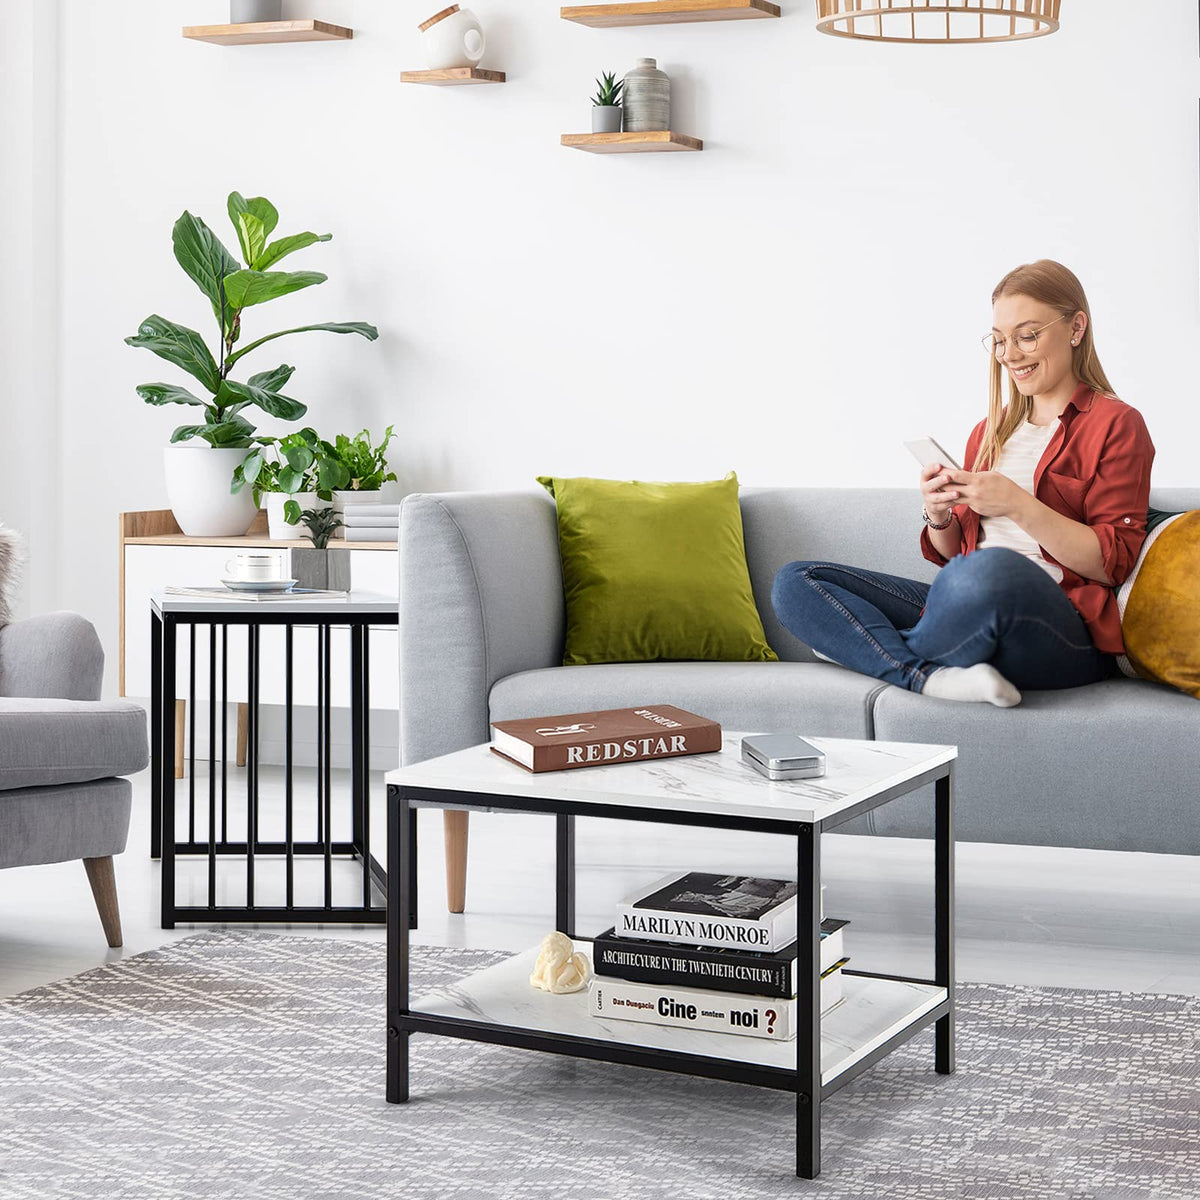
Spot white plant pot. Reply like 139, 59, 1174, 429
163, 445, 258, 537
265, 492, 331, 540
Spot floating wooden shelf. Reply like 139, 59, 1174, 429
561, 0, 778, 27
182, 19, 353, 45
400, 67, 507, 85
561, 131, 703, 153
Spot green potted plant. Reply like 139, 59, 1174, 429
325, 425, 399, 511
127, 192, 378, 536
291, 506, 350, 591
591, 71, 624, 134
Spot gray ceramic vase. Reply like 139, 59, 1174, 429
289, 548, 351, 592
622, 58, 670, 133
591, 105, 623, 134
231, 0, 283, 23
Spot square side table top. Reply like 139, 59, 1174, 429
387, 733, 956, 824
151, 589, 398, 616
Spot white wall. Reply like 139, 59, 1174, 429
4, 0, 1199, 687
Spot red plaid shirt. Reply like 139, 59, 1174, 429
920, 382, 1155, 656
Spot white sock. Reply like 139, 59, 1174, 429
921, 663, 1021, 707
811, 648, 839, 665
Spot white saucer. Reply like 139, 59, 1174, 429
221, 578, 298, 594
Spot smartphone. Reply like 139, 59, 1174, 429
904, 437, 961, 471
741, 734, 826, 781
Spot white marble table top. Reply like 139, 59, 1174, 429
152, 589, 398, 616
387, 733, 955, 824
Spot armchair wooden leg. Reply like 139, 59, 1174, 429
444, 810, 469, 913
174, 699, 186, 779
83, 856, 123, 948
236, 701, 249, 768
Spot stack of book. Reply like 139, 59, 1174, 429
588, 872, 849, 1042
341, 503, 399, 543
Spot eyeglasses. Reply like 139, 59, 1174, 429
981, 312, 1071, 359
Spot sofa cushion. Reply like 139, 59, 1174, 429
870, 677, 1200, 854
536, 473, 777, 666
489, 661, 890, 740
0, 699, 148, 792
0, 777, 132, 869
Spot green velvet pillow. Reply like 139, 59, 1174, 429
536, 472, 778, 666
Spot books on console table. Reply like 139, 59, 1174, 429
342, 504, 400, 527
489, 705, 721, 773
616, 872, 799, 953
342, 526, 399, 542
592, 918, 848, 999
589, 961, 848, 1041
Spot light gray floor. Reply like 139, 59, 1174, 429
2, 764, 1198, 1000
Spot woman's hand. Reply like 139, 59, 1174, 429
942, 469, 1024, 519
919, 462, 959, 521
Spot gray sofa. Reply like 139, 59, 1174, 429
0, 613, 148, 945
399, 487, 1200, 911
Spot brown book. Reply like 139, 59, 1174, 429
490, 705, 722, 773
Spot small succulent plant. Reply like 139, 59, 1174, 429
299, 505, 343, 550
591, 72, 624, 107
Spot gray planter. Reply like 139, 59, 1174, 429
231, 0, 283, 23
591, 105, 623, 134
623, 58, 670, 133
289, 548, 351, 592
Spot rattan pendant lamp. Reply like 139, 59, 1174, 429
815, 0, 1061, 45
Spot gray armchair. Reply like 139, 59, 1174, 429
0, 612, 148, 946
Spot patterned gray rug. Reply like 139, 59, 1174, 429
0, 932, 1197, 1200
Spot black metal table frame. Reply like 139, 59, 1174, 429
386, 762, 954, 1180
151, 606, 396, 928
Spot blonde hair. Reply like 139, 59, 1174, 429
974, 259, 1117, 471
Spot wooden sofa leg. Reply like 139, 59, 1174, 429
83, 856, 123, 948
174, 699, 186, 779
236, 701, 249, 768
444, 811, 469, 913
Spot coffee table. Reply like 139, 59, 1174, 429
385, 732, 956, 1180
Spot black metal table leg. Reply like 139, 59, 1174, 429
556, 814, 576, 937
796, 821, 821, 1179
160, 617, 177, 929
150, 611, 162, 860
387, 785, 411, 1103
935, 767, 956, 1075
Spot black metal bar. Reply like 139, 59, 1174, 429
396, 1013, 799, 1091
285, 625, 294, 909
170, 906, 387, 924
247, 624, 258, 907
408, 806, 418, 929
323, 623, 333, 909
387, 786, 411, 1103
556, 814, 575, 937
842, 968, 937, 987
368, 852, 388, 899
796, 822, 821, 1179
160, 617, 177, 929
818, 763, 952, 832
401, 788, 802, 837
363, 625, 372, 907
221, 625, 228, 842
168, 839, 361, 855
150, 611, 162, 859
188, 625, 196, 844
935, 767, 955, 1075
821, 998, 952, 1099
351, 624, 366, 908
208, 624, 217, 909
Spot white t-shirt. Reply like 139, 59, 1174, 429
976, 418, 1065, 584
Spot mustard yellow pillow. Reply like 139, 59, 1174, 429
1116, 510, 1200, 699
537, 472, 778, 666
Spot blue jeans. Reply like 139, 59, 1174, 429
770, 547, 1116, 693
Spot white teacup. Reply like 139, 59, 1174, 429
225, 554, 283, 583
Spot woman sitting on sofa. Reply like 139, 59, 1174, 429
771, 258, 1155, 707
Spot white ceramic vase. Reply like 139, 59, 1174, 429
231, 0, 282, 23
420, 5, 485, 70
265, 492, 331, 540
163, 446, 258, 537
623, 58, 670, 133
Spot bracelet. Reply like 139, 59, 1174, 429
922, 507, 954, 531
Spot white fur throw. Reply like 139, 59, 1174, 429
0, 523, 24, 626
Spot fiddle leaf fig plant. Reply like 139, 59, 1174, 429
127, 192, 379, 453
